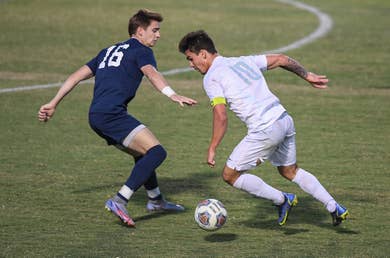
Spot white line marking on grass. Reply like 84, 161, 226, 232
0, 0, 333, 94
267, 0, 333, 54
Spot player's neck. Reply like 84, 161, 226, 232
209, 53, 220, 67
131, 35, 152, 48
132, 36, 144, 45
210, 53, 219, 62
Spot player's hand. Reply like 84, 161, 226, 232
170, 94, 197, 107
306, 72, 328, 89
38, 103, 56, 122
207, 148, 216, 168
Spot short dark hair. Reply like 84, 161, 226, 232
128, 9, 163, 36
178, 30, 218, 54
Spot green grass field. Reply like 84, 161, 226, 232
1, 0, 389, 257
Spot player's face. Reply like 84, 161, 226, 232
138, 20, 161, 47
184, 50, 210, 75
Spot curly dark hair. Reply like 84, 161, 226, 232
178, 30, 218, 54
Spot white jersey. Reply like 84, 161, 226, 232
203, 55, 286, 132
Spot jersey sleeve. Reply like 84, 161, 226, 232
86, 56, 98, 75
136, 47, 157, 69
204, 77, 226, 107
253, 54, 268, 72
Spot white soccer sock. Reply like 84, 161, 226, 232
146, 187, 161, 199
233, 173, 285, 205
118, 185, 134, 200
292, 168, 336, 212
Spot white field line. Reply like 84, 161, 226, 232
267, 0, 333, 54
0, 0, 332, 94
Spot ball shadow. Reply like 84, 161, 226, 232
204, 233, 238, 242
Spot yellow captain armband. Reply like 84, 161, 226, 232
210, 97, 227, 107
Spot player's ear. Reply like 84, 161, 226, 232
200, 49, 208, 59
136, 26, 144, 37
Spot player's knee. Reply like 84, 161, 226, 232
222, 174, 234, 185
147, 144, 167, 163
222, 172, 231, 184
222, 168, 239, 185
278, 164, 298, 181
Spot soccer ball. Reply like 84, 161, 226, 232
194, 199, 227, 231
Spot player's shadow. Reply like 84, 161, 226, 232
242, 215, 310, 235
241, 196, 359, 235
72, 170, 217, 198
72, 182, 123, 194
240, 196, 319, 234
74, 171, 220, 225
105, 210, 187, 228
133, 209, 189, 222
204, 233, 238, 242
131, 171, 221, 207
286, 196, 359, 234
315, 219, 359, 234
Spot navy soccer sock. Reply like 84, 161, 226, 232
125, 145, 167, 192
134, 156, 162, 200
133, 156, 159, 191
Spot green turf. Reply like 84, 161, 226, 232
1, 0, 389, 257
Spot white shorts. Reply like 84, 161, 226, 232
226, 113, 296, 171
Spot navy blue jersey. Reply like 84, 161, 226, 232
86, 38, 157, 114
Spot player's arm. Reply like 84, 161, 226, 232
265, 54, 328, 89
207, 102, 228, 168
38, 65, 93, 122
141, 64, 197, 106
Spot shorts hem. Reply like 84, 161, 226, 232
122, 124, 146, 147
270, 160, 297, 167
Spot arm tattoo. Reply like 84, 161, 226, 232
281, 57, 308, 79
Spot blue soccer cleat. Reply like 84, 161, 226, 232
331, 203, 349, 226
277, 192, 298, 226
146, 198, 185, 212
105, 199, 135, 227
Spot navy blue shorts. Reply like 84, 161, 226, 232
89, 112, 142, 146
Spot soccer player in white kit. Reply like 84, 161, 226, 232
179, 30, 348, 226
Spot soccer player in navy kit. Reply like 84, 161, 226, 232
38, 10, 197, 227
